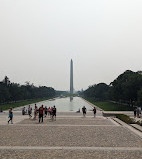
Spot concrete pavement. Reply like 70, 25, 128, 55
0, 110, 142, 159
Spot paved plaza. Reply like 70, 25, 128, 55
0, 110, 142, 159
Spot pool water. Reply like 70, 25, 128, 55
16, 97, 93, 112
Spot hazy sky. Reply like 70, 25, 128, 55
0, 0, 142, 91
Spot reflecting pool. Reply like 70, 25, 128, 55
17, 97, 93, 112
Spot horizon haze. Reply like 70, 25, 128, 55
0, 0, 142, 91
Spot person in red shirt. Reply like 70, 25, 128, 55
39, 105, 44, 123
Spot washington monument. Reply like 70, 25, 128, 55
70, 59, 73, 94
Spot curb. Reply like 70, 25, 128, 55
130, 124, 142, 133
112, 118, 142, 139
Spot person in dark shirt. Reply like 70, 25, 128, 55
82, 106, 87, 117
134, 106, 137, 118
93, 107, 96, 117
39, 105, 44, 123
44, 106, 48, 117
52, 105, 57, 121
22, 107, 26, 115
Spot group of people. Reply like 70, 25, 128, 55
25, 104, 57, 123
82, 106, 97, 117
134, 106, 141, 118
8, 105, 97, 124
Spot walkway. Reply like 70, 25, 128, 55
0, 110, 142, 159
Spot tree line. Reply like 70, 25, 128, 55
0, 76, 55, 104
83, 70, 142, 106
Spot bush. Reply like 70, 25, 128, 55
116, 114, 136, 124
136, 120, 142, 126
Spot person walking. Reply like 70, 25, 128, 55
138, 106, 141, 118
136, 107, 140, 118
82, 106, 87, 117
48, 107, 52, 118
28, 105, 32, 119
33, 104, 38, 120
50, 107, 53, 120
39, 105, 44, 123
47, 107, 51, 116
134, 106, 137, 118
93, 107, 96, 117
44, 106, 48, 117
52, 105, 57, 121
8, 107, 13, 124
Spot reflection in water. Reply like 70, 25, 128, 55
15, 97, 93, 112
70, 96, 73, 102
69, 96, 73, 111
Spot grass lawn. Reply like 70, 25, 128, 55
0, 98, 52, 111
86, 99, 134, 111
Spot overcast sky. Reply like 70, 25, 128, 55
0, 0, 142, 91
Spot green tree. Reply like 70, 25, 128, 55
84, 83, 109, 100
110, 70, 142, 103
0, 76, 55, 104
